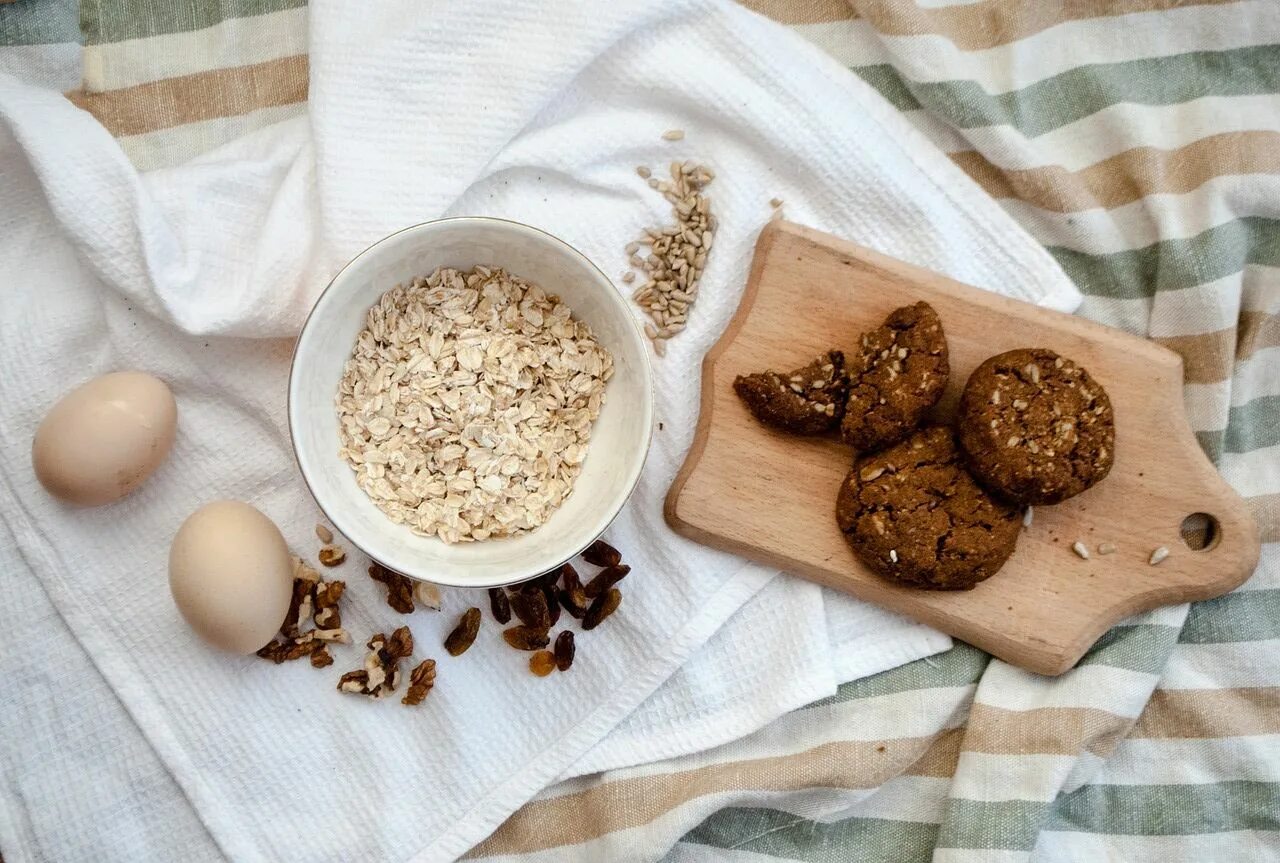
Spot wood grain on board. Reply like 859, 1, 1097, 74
666, 221, 1260, 676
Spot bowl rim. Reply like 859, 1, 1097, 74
287, 216, 655, 588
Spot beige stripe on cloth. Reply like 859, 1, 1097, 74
1156, 312, 1280, 385
950, 131, 1280, 214
853, 0, 1243, 51
469, 729, 963, 857
66, 54, 308, 138
736, 0, 856, 24
1132, 687, 1280, 738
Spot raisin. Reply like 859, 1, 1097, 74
582, 539, 622, 568
444, 607, 482, 656
554, 631, 575, 671
385, 625, 414, 660
558, 565, 589, 617
582, 588, 622, 630
585, 564, 630, 598
502, 625, 550, 651
542, 583, 562, 627
510, 589, 551, 629
529, 650, 557, 677
488, 587, 512, 624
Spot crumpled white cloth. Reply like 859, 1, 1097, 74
0, 0, 1080, 860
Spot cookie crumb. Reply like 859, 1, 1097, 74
1072, 541, 1090, 560
1149, 546, 1170, 566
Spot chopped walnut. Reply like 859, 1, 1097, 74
258, 570, 350, 668
318, 544, 346, 567
402, 659, 437, 706
337, 627, 414, 699
369, 563, 415, 613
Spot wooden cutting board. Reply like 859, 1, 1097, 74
666, 221, 1261, 676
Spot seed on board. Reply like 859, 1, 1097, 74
554, 631, 575, 671
1023, 507, 1034, 528
530, 650, 557, 677
860, 465, 885, 482
769, 197, 783, 208
662, 129, 685, 141
585, 564, 631, 598
583, 539, 623, 568
636, 166, 651, 179
582, 588, 622, 630
1098, 542, 1117, 555
503, 625, 551, 650
317, 544, 346, 567
1072, 541, 1090, 560
488, 587, 512, 624
622, 271, 636, 283
444, 607, 482, 656
1149, 546, 1170, 566
315, 523, 333, 544
888, 549, 898, 563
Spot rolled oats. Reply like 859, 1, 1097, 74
337, 266, 613, 543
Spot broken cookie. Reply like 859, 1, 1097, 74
840, 302, 948, 452
733, 350, 848, 434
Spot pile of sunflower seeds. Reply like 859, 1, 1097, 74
628, 151, 716, 357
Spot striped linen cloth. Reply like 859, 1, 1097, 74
1, 0, 1277, 860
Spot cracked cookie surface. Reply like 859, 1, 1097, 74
836, 426, 1021, 590
734, 350, 848, 434
957, 348, 1114, 505
840, 302, 949, 452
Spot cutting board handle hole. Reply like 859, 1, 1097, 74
1181, 513, 1221, 551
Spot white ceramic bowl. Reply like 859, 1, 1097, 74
289, 218, 654, 588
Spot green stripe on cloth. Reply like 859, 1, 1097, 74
936, 799, 1044, 850
79, 0, 307, 45
1078, 624, 1182, 674
853, 64, 923, 112
1181, 589, 1280, 644
1050, 781, 1280, 834
854, 46, 1280, 138
1049, 217, 1280, 300
0, 0, 80, 46
684, 808, 939, 862
813, 643, 988, 706
1198, 395, 1280, 460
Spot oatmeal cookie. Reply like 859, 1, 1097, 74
840, 302, 948, 452
835, 426, 1021, 590
734, 350, 848, 434
957, 348, 1115, 505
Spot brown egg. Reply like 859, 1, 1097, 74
169, 500, 293, 654
32, 371, 177, 506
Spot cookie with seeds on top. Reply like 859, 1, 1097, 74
733, 350, 848, 434
957, 348, 1115, 505
840, 301, 949, 452
835, 426, 1021, 590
